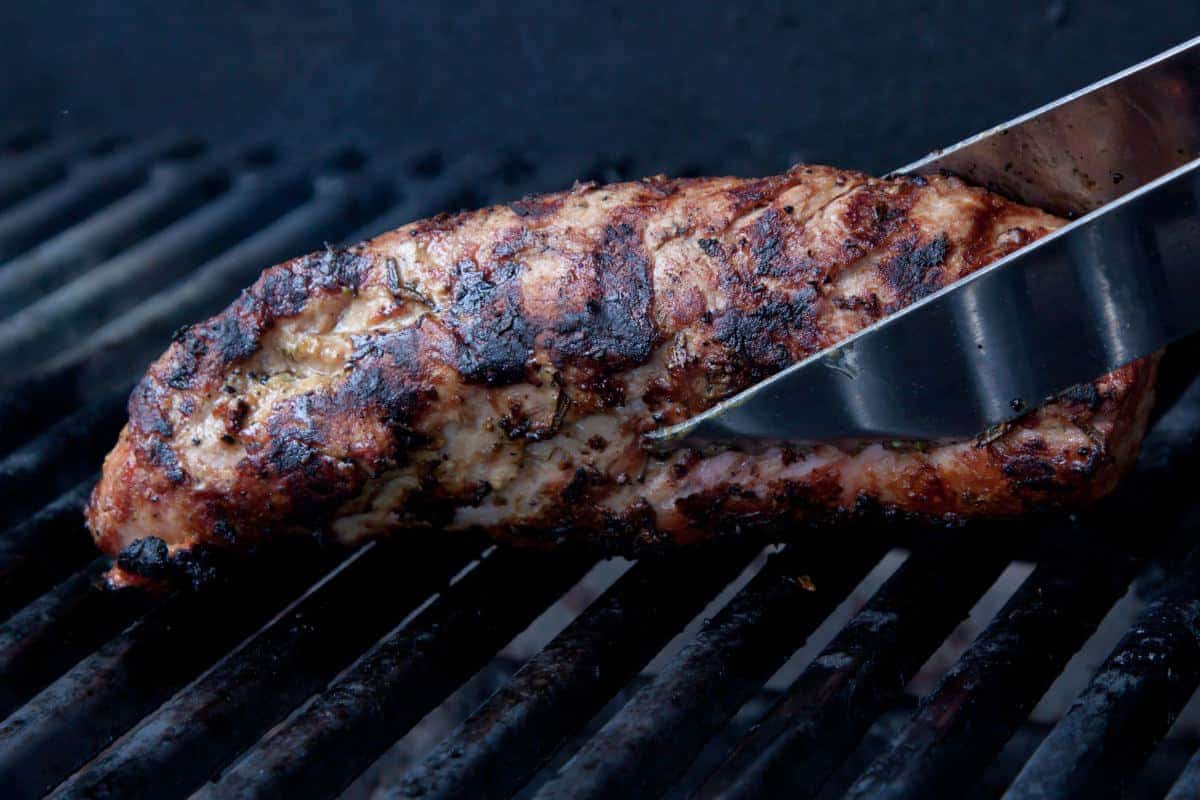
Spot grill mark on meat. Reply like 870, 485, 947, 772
881, 235, 950, 305
548, 221, 657, 371
712, 288, 820, 384
449, 256, 535, 385
86, 165, 1160, 571
750, 208, 791, 276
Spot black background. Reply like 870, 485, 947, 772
2, 1, 1199, 175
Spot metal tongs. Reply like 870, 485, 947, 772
649, 35, 1200, 450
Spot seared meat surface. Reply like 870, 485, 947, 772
87, 166, 1157, 579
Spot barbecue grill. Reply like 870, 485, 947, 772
2, 130, 1200, 800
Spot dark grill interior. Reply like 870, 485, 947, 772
3, 131, 1200, 800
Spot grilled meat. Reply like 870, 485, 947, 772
87, 166, 1158, 580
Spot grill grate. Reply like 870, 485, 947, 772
1, 131, 1200, 800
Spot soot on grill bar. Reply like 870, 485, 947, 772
5, 3, 1200, 799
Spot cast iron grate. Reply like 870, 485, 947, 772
1, 130, 1200, 800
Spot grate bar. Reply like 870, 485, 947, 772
0, 149, 247, 316
0, 133, 197, 262
193, 549, 595, 800
0, 558, 152, 721
696, 533, 1012, 800
842, 542, 1145, 800
391, 546, 760, 800
0, 165, 387, 454
531, 538, 890, 800
47, 541, 482, 800
1001, 547, 1200, 800
345, 151, 501, 241
0, 132, 118, 211
0, 160, 331, 374
0, 399, 124, 531
0, 543, 340, 800
0, 479, 98, 620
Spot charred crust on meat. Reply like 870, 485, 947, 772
1002, 456, 1061, 491
549, 222, 657, 371
165, 329, 209, 389
881, 234, 950, 304
213, 313, 261, 365
212, 519, 238, 544
128, 377, 175, 438
1060, 382, 1100, 410
562, 465, 606, 504
258, 247, 372, 317
712, 288, 819, 383
116, 537, 225, 590
450, 257, 536, 385
117, 536, 172, 580
749, 208, 793, 276
148, 440, 186, 485
261, 265, 315, 317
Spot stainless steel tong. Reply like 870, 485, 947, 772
650, 35, 1200, 449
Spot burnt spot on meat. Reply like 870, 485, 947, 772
260, 266, 314, 318
268, 433, 318, 474
674, 486, 730, 522
309, 247, 371, 293
578, 372, 627, 408
840, 186, 912, 250
212, 519, 238, 544
117, 536, 172, 579
450, 257, 536, 385
1060, 382, 1101, 410
148, 439, 186, 485
712, 288, 820, 380
344, 328, 439, 427
749, 208, 794, 277
257, 247, 372, 318
165, 328, 210, 390
549, 222, 657, 371
116, 536, 239, 589
562, 465, 606, 504
243, 324, 445, 510
1071, 445, 1104, 478
128, 377, 175, 438
832, 293, 883, 321
1002, 455, 1060, 491
511, 192, 565, 220
223, 399, 250, 438
881, 235, 949, 305
210, 314, 258, 365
